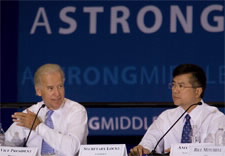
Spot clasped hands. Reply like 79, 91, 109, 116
12, 109, 42, 130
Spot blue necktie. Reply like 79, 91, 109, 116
181, 114, 192, 143
41, 110, 55, 154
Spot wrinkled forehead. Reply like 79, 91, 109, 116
37, 72, 64, 86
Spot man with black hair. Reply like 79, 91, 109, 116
129, 64, 225, 156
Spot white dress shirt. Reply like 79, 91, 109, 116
139, 100, 225, 153
5, 98, 88, 156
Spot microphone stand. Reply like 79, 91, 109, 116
23, 104, 45, 147
148, 102, 202, 156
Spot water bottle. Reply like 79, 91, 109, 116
0, 123, 5, 146
215, 128, 224, 146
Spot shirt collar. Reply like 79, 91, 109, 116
185, 100, 204, 124
42, 98, 66, 112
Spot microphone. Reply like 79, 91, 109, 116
148, 102, 202, 155
23, 104, 45, 147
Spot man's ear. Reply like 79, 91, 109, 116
35, 86, 42, 96
195, 87, 203, 98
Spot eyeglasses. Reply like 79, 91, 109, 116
168, 82, 200, 91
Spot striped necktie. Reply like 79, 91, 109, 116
41, 110, 55, 155
181, 114, 192, 143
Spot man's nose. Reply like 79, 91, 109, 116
53, 88, 60, 96
172, 86, 179, 93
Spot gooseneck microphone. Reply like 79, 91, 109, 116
23, 104, 45, 147
149, 102, 202, 155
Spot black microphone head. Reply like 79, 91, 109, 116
197, 102, 202, 105
41, 104, 46, 108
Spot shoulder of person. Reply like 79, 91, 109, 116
23, 102, 44, 112
64, 98, 87, 112
202, 102, 225, 118
158, 107, 180, 118
163, 106, 180, 114
202, 102, 223, 113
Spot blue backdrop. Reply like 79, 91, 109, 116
1, 1, 225, 103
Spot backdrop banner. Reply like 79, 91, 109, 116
16, 1, 224, 102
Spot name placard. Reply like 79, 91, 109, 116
189, 145, 225, 156
78, 144, 128, 156
170, 143, 225, 156
0, 146, 38, 156
170, 143, 190, 156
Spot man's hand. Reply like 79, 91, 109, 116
129, 145, 150, 156
164, 148, 170, 153
12, 109, 42, 130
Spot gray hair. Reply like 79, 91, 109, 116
34, 64, 65, 87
